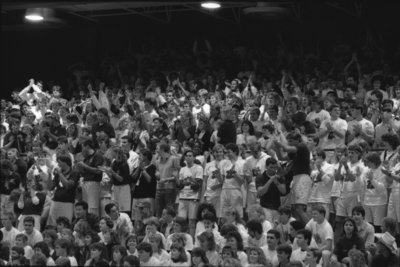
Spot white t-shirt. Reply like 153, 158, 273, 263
338, 160, 367, 199
305, 219, 334, 250
306, 109, 331, 126
261, 246, 279, 267
309, 162, 335, 204
179, 164, 203, 200
319, 118, 348, 149
290, 248, 307, 265
0, 227, 20, 247
364, 167, 387, 206
221, 158, 245, 190
347, 118, 374, 145
204, 160, 230, 198
244, 152, 270, 193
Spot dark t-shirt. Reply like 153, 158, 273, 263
256, 172, 283, 210
91, 122, 116, 139
217, 120, 237, 145
3, 131, 26, 153
291, 143, 310, 176
370, 253, 399, 267
21, 191, 46, 216
82, 151, 104, 182
132, 164, 157, 199
111, 160, 131, 186
53, 170, 80, 203
0, 172, 20, 195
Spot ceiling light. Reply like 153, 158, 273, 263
25, 8, 45, 22
201, 2, 221, 9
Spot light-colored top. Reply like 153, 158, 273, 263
309, 161, 335, 204
179, 164, 204, 200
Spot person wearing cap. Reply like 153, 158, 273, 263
370, 232, 399, 267
346, 104, 374, 146
334, 144, 367, 239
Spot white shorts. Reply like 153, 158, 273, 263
388, 191, 400, 222
112, 184, 131, 212
364, 205, 387, 226
221, 189, 243, 218
178, 199, 199, 220
290, 174, 312, 205
336, 195, 359, 217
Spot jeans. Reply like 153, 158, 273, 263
155, 188, 176, 217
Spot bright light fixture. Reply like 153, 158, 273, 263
25, 14, 44, 21
25, 8, 45, 21
201, 2, 221, 9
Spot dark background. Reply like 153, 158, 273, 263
2, 1, 400, 97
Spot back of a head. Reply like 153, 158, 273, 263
30, 252, 47, 266
55, 256, 71, 267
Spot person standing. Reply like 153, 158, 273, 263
47, 155, 79, 226
76, 140, 104, 216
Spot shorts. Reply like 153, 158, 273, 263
336, 195, 359, 217
263, 208, 280, 225
388, 190, 400, 222
290, 174, 312, 205
246, 191, 259, 211
112, 184, 131, 212
82, 181, 100, 216
204, 196, 221, 218
178, 199, 199, 220
221, 189, 243, 218
364, 205, 387, 226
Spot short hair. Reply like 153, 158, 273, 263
246, 220, 263, 235
97, 108, 109, 117
382, 99, 394, 108
164, 206, 176, 218
225, 143, 239, 155
311, 205, 326, 216
191, 247, 209, 264
56, 217, 71, 228
144, 217, 160, 227
315, 148, 326, 160
33, 241, 50, 257
286, 132, 302, 142
23, 216, 35, 225
104, 203, 118, 214
159, 143, 170, 153
381, 133, 400, 150
15, 233, 28, 242
289, 221, 305, 232
296, 229, 312, 245
30, 252, 47, 266
265, 157, 278, 166
364, 152, 381, 166
82, 139, 95, 149
57, 136, 68, 144
55, 238, 71, 250
11, 246, 25, 256
278, 206, 292, 216
57, 155, 72, 167
122, 255, 140, 267
173, 217, 188, 233
352, 206, 366, 218
75, 201, 89, 210
136, 242, 152, 256
220, 224, 238, 237
276, 244, 292, 258
288, 261, 303, 267
267, 229, 281, 240
55, 256, 71, 266
42, 229, 58, 244
140, 149, 153, 162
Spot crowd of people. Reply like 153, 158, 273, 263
1, 38, 400, 267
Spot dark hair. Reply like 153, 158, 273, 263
173, 217, 189, 233
57, 155, 72, 167
196, 202, 217, 222
191, 247, 209, 264
221, 245, 238, 259
31, 252, 47, 266
85, 229, 101, 244
140, 149, 153, 162
246, 220, 263, 235
75, 201, 89, 210
56, 216, 71, 228
170, 243, 188, 263
89, 242, 108, 261
55, 238, 71, 250
33, 241, 50, 257
276, 244, 292, 258
104, 203, 118, 214
42, 229, 58, 246
225, 143, 239, 155
382, 217, 397, 233
364, 152, 381, 167
267, 229, 281, 240
342, 218, 358, 237
278, 206, 292, 216
164, 206, 176, 218
122, 255, 140, 267
311, 205, 326, 217
381, 133, 400, 150
352, 206, 366, 218
266, 157, 278, 166
198, 231, 216, 251
111, 245, 128, 265
23, 216, 34, 225
136, 242, 152, 256
202, 212, 216, 224
225, 231, 244, 251
82, 139, 95, 149
296, 229, 312, 245
100, 217, 114, 229
57, 135, 68, 144
289, 221, 305, 232
220, 224, 238, 237
11, 246, 25, 256
241, 120, 255, 135
308, 247, 322, 262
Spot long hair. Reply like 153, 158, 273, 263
246, 246, 268, 266
170, 243, 188, 263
